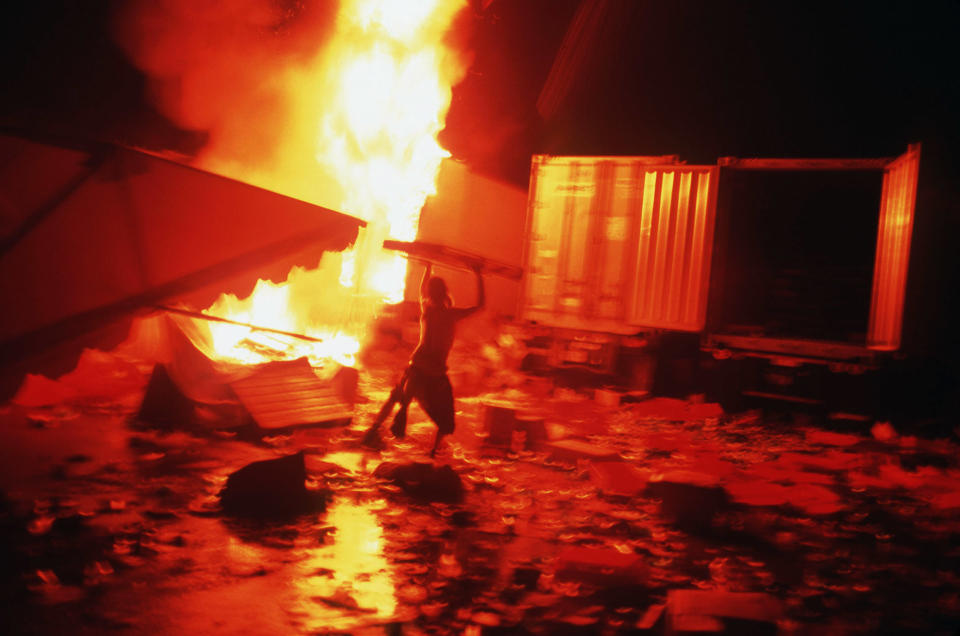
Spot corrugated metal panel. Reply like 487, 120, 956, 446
522, 156, 717, 333
867, 144, 921, 350
627, 167, 718, 330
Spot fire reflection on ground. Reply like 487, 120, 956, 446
1, 346, 960, 634
291, 498, 398, 632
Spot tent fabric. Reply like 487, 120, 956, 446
0, 132, 364, 401
116, 311, 254, 404
12, 312, 276, 408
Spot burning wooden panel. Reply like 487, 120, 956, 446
229, 358, 352, 430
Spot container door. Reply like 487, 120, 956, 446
522, 156, 718, 333
522, 157, 600, 328
867, 143, 921, 350
625, 166, 719, 331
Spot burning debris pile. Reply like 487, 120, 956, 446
113, 0, 471, 373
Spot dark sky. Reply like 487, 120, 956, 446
1, 1, 957, 182
0, 2, 187, 148
451, 1, 960, 182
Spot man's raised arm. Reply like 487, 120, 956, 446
453, 263, 485, 320
474, 264, 485, 310
420, 262, 432, 301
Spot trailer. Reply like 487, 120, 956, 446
519, 146, 922, 414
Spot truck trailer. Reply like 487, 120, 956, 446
519, 145, 924, 419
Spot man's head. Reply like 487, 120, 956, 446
426, 276, 450, 307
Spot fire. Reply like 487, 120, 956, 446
195, 0, 467, 367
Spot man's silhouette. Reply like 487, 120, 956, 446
364, 261, 485, 456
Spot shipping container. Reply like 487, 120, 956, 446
520, 146, 922, 404
522, 155, 719, 335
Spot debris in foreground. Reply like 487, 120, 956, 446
220, 450, 328, 518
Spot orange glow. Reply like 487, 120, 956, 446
293, 498, 397, 630
630, 167, 717, 330
196, 0, 467, 365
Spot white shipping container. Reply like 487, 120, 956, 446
521, 155, 719, 334
521, 145, 921, 354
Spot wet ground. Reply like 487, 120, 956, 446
2, 346, 960, 635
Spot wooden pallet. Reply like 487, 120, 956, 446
229, 357, 352, 430
382, 240, 523, 281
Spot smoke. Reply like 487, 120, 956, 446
113, 0, 341, 202
111, 0, 473, 365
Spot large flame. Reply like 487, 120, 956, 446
193, 0, 466, 367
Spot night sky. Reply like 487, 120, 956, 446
2, 1, 956, 177
453, 1, 960, 184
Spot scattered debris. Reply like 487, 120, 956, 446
482, 402, 517, 447
871, 420, 898, 441
219, 450, 328, 517
665, 589, 782, 635
544, 439, 620, 464
644, 472, 729, 530
636, 603, 666, 632
137, 364, 197, 429
514, 414, 547, 450
589, 461, 649, 497
373, 461, 464, 503
594, 388, 621, 408
555, 545, 647, 585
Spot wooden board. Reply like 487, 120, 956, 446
382, 240, 523, 281
229, 357, 352, 430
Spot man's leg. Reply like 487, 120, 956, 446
429, 430, 447, 457
390, 370, 417, 439
420, 375, 455, 458
362, 374, 407, 446
390, 395, 411, 439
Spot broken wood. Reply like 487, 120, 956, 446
155, 305, 324, 343
229, 357, 352, 430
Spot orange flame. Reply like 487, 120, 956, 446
197, 0, 467, 366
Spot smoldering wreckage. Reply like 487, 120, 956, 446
2, 127, 960, 636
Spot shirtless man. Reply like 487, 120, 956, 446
364, 261, 485, 456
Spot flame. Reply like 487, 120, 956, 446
195, 0, 467, 366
